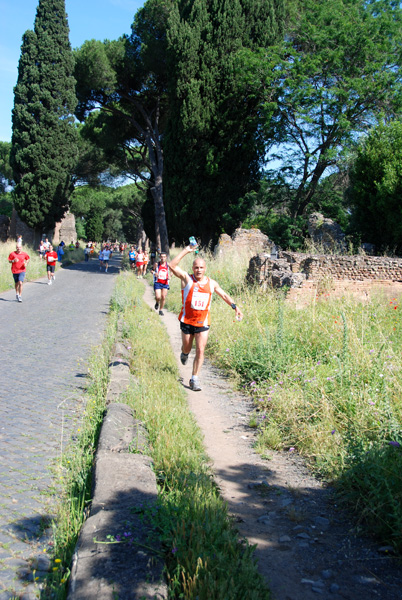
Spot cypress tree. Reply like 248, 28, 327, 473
11, 0, 78, 232
164, 0, 284, 245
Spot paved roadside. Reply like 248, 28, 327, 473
0, 255, 120, 599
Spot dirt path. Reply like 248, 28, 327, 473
143, 283, 401, 600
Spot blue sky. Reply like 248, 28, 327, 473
0, 0, 145, 142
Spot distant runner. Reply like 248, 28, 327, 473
8, 243, 30, 303
38, 240, 46, 260
128, 245, 137, 270
142, 251, 149, 276
99, 246, 104, 270
153, 252, 170, 316
136, 249, 144, 278
102, 246, 111, 273
169, 244, 243, 391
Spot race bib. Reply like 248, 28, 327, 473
158, 267, 168, 281
191, 291, 209, 310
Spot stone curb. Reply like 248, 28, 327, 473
67, 339, 167, 599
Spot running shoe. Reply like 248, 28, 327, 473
16, 294, 19, 301
48, 280, 52, 285
180, 352, 189, 365
159, 310, 164, 316
189, 378, 201, 391
18, 296, 22, 302
154, 302, 159, 310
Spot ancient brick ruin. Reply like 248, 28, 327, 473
5, 208, 76, 246
52, 212, 77, 245
247, 251, 402, 304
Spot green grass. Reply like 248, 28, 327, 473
165, 247, 402, 552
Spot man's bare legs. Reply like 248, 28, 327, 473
154, 288, 168, 313
159, 288, 167, 311
181, 329, 209, 378
15, 280, 23, 297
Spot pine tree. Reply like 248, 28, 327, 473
74, 0, 171, 252
164, 0, 284, 245
11, 0, 78, 232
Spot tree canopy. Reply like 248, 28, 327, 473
11, 0, 78, 232
241, 0, 402, 219
0, 142, 13, 193
163, 0, 284, 245
348, 119, 402, 253
0, 141, 13, 217
74, 0, 172, 251
70, 183, 146, 242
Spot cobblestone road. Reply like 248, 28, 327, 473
0, 255, 120, 599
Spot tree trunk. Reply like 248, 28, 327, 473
151, 178, 169, 254
146, 130, 169, 254
136, 218, 148, 250
292, 159, 331, 219
154, 218, 160, 253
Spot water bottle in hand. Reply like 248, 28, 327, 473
189, 237, 199, 253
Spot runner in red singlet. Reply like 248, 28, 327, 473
136, 249, 144, 278
152, 252, 170, 316
169, 244, 243, 391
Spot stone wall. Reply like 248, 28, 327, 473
247, 251, 402, 303
9, 209, 40, 246
284, 253, 402, 282
248, 252, 402, 285
8, 209, 76, 247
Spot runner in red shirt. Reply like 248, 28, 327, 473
169, 243, 243, 391
8, 243, 30, 302
45, 244, 58, 285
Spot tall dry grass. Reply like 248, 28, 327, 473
166, 245, 402, 551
